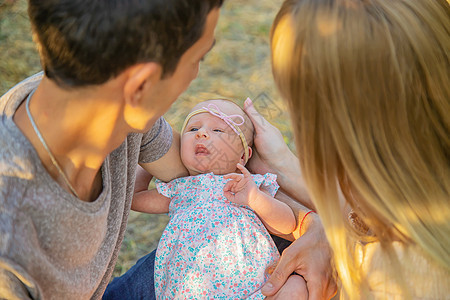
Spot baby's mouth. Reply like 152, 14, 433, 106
195, 144, 210, 155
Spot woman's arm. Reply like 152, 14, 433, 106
243, 98, 314, 210
243, 98, 337, 298
261, 212, 338, 299
223, 164, 296, 235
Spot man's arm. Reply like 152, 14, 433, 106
140, 131, 188, 182
133, 130, 184, 214
132, 165, 170, 214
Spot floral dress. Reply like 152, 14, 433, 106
154, 173, 280, 299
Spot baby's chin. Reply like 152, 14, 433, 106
186, 165, 208, 176
187, 165, 240, 176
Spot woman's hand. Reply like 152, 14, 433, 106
244, 97, 314, 209
243, 98, 294, 175
261, 213, 338, 299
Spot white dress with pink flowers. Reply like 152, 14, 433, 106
154, 172, 280, 299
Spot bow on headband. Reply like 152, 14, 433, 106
201, 104, 245, 135
181, 103, 250, 163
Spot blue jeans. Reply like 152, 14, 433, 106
103, 250, 157, 300
103, 236, 291, 299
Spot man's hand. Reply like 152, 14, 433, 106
261, 213, 337, 299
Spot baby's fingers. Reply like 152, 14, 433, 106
223, 173, 242, 181
223, 180, 234, 192
223, 190, 235, 202
223, 181, 237, 201
236, 163, 251, 178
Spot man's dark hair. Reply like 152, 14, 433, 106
28, 0, 223, 87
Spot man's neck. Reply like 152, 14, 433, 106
13, 76, 130, 201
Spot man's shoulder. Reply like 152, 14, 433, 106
0, 134, 35, 184
1, 72, 43, 107
0, 101, 37, 200
0, 136, 32, 247
0, 73, 43, 180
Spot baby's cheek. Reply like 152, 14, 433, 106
180, 148, 190, 167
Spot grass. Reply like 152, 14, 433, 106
0, 0, 292, 278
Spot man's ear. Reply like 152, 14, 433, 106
240, 146, 253, 165
123, 63, 162, 107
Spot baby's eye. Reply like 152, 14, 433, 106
213, 129, 224, 133
189, 128, 199, 132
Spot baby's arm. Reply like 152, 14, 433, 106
223, 164, 296, 235
132, 189, 171, 214
132, 165, 170, 214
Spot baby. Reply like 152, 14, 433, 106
132, 99, 300, 299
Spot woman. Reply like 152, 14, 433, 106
251, 0, 449, 298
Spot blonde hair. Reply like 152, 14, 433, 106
271, 0, 450, 297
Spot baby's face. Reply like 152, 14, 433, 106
181, 100, 251, 176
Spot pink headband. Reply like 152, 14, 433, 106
201, 104, 245, 135
180, 103, 250, 163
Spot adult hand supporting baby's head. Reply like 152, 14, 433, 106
243, 98, 290, 175
244, 97, 313, 209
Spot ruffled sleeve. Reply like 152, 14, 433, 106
155, 179, 178, 198
251, 173, 279, 197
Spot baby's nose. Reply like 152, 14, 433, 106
195, 128, 209, 139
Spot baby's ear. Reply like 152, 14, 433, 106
240, 146, 253, 165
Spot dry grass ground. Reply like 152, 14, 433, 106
0, 0, 292, 278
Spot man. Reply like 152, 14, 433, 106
1, 1, 220, 298
1, 0, 335, 299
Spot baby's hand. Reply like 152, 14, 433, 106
223, 163, 260, 207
